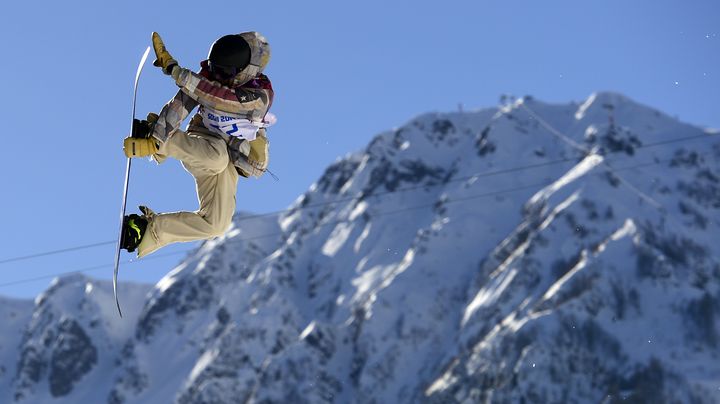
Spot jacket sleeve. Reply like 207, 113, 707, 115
171, 67, 271, 121
150, 89, 199, 143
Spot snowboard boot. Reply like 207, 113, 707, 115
120, 213, 148, 253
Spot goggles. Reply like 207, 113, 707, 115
209, 62, 240, 81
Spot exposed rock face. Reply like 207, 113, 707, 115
48, 318, 97, 397
3, 276, 150, 404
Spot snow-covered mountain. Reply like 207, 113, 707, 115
2, 92, 719, 403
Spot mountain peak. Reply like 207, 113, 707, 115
4, 93, 720, 403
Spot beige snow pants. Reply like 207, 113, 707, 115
137, 130, 238, 258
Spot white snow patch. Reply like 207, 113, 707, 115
611, 219, 637, 241
541, 250, 589, 301
349, 201, 368, 221
594, 218, 637, 255
353, 266, 384, 297
322, 222, 354, 257
493, 109, 507, 119
463, 268, 518, 326
340, 177, 355, 195
354, 223, 372, 253
539, 191, 581, 231
299, 321, 316, 340
225, 227, 242, 238
431, 217, 450, 231
280, 209, 301, 231
529, 154, 603, 206
355, 257, 369, 274
575, 93, 597, 120
490, 231, 534, 278
352, 250, 415, 304
584, 125, 599, 140
425, 365, 459, 396
478, 309, 541, 348
379, 249, 415, 290
155, 271, 180, 294
90, 280, 151, 341
188, 348, 217, 382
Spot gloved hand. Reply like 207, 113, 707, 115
151, 32, 178, 75
132, 112, 159, 139
124, 137, 158, 158
247, 132, 269, 175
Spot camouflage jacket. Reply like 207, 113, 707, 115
150, 32, 274, 177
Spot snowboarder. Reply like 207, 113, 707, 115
120, 32, 275, 258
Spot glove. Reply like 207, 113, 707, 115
124, 137, 158, 158
151, 32, 178, 75
247, 132, 269, 175
132, 112, 159, 139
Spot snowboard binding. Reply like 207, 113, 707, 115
120, 213, 148, 253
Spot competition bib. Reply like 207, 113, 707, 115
200, 107, 276, 141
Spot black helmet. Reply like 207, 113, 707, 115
208, 35, 251, 70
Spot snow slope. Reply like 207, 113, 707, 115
2, 92, 719, 403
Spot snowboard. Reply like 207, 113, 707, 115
113, 46, 152, 318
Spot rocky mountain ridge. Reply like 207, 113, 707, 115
2, 92, 719, 403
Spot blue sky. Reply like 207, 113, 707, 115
0, 0, 717, 299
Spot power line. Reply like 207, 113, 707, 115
0, 152, 706, 289
0, 241, 116, 265
0, 250, 187, 288
0, 129, 716, 266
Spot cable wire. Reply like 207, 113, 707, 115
0, 241, 116, 265
0, 250, 187, 288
